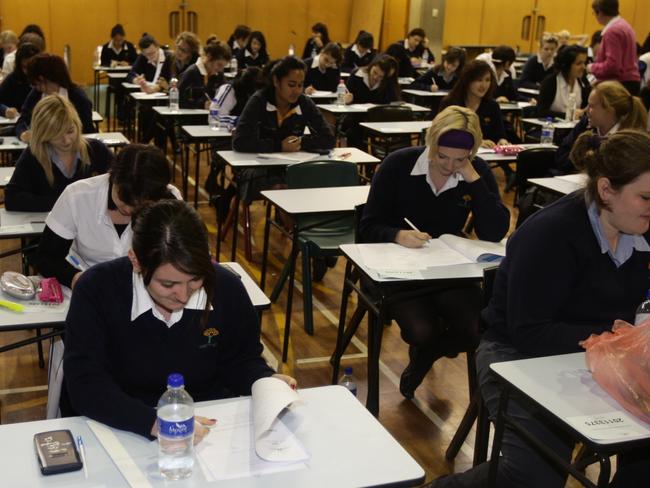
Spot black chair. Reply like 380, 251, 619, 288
514, 147, 558, 227
364, 105, 415, 160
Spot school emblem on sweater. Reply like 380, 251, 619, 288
200, 327, 220, 349
459, 194, 472, 208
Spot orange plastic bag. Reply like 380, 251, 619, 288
582, 321, 650, 424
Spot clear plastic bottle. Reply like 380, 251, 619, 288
565, 93, 577, 121
422, 49, 429, 64
540, 117, 555, 145
634, 289, 650, 325
157, 373, 194, 480
311, 46, 318, 59
338, 367, 358, 397
288, 43, 295, 56
336, 79, 347, 107
230, 56, 238, 75
168, 78, 179, 112
208, 98, 219, 130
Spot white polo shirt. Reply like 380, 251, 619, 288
45, 173, 181, 269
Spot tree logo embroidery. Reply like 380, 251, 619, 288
200, 327, 220, 349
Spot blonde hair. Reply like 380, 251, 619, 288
0, 30, 17, 46
30, 94, 89, 186
592, 80, 648, 130
425, 105, 482, 158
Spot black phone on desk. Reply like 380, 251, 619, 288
34, 429, 83, 475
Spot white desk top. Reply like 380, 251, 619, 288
153, 107, 208, 116
130, 92, 169, 101
0, 166, 14, 187
107, 72, 128, 80
0, 386, 424, 487
91, 111, 102, 123
360, 120, 430, 134
0, 288, 70, 328
121, 82, 140, 90
477, 143, 556, 162
518, 87, 540, 96
218, 147, 380, 168
181, 125, 233, 139
262, 185, 369, 215
306, 90, 337, 99
340, 243, 491, 282
0, 115, 18, 126
491, 352, 650, 445
402, 88, 449, 98
85, 132, 129, 147
94, 65, 131, 72
499, 101, 534, 111
317, 102, 430, 114
0, 209, 48, 238
522, 117, 577, 130
398, 77, 415, 85
220, 261, 270, 309
0, 136, 27, 151
528, 174, 586, 195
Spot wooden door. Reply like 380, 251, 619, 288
380, 0, 409, 51
0, 0, 52, 52
117, 0, 178, 51
479, 0, 536, 52
442, 0, 484, 47
189, 0, 246, 46
349, 0, 385, 50
535, 0, 589, 46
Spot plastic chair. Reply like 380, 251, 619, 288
364, 105, 415, 160
267, 159, 360, 338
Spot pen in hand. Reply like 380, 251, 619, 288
403, 218, 432, 247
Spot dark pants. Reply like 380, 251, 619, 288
620, 80, 640, 97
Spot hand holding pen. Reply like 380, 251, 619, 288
281, 135, 301, 152
395, 218, 431, 248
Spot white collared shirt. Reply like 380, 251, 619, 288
41, 87, 69, 102
265, 100, 303, 116
244, 49, 258, 60
195, 57, 208, 76
475, 52, 517, 81
151, 48, 166, 84
355, 69, 378, 90
45, 174, 182, 269
130, 271, 211, 328
550, 73, 582, 115
537, 53, 553, 70
108, 40, 125, 55
352, 44, 363, 58
410, 147, 464, 196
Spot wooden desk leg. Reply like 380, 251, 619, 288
488, 384, 511, 487
281, 227, 299, 363
259, 203, 273, 290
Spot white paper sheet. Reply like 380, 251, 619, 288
256, 151, 321, 163
565, 411, 650, 440
357, 242, 473, 275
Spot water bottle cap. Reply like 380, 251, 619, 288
646, 289, 650, 299
344, 366, 353, 375
545, 117, 552, 122
167, 373, 184, 388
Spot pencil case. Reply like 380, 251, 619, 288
0, 271, 36, 300
494, 145, 524, 155
39, 277, 64, 304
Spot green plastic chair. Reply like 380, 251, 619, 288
268, 159, 360, 336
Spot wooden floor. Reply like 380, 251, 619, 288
0, 135, 598, 486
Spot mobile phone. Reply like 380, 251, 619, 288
34, 429, 83, 475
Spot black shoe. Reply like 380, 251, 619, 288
312, 257, 328, 282
399, 345, 441, 400
399, 362, 417, 400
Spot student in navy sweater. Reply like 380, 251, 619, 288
304, 42, 342, 94
360, 106, 510, 399
100, 24, 137, 67
170, 31, 200, 82
5, 95, 111, 212
341, 31, 375, 73
519, 34, 559, 89
302, 22, 330, 60
0, 41, 40, 118
429, 130, 650, 487
227, 24, 251, 59
17, 54, 94, 141
411, 46, 466, 92
538, 45, 590, 119
63, 199, 295, 441
385, 27, 426, 78
236, 31, 269, 69
126, 33, 173, 93
178, 41, 230, 109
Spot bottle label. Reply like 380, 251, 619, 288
159, 417, 194, 438
634, 313, 650, 326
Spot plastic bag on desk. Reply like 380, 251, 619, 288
582, 322, 650, 424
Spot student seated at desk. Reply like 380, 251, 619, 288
5, 95, 111, 212
410, 46, 466, 92
345, 53, 399, 104
227, 24, 251, 59
385, 27, 426, 78
537, 45, 590, 119
63, 199, 296, 441
476, 45, 519, 102
519, 33, 559, 89
170, 31, 200, 82
211, 66, 264, 121
178, 41, 230, 109
16, 54, 93, 142
302, 22, 330, 60
126, 33, 172, 94
554, 80, 647, 174
360, 105, 510, 399
0, 41, 40, 119
235, 31, 269, 69
33, 144, 180, 289
0, 30, 17, 77
3, 25, 45, 76
100, 23, 136, 67
440, 60, 508, 148
304, 42, 342, 94
341, 31, 375, 73
429, 130, 650, 488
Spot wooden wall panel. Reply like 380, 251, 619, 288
442, 0, 483, 47
246, 0, 308, 59
380, 0, 409, 51
191, 0, 247, 45
348, 0, 384, 49
116, 0, 176, 51
631, 0, 650, 45
0, 0, 51, 52
479, 0, 534, 51
306, 0, 352, 45
536, 0, 587, 43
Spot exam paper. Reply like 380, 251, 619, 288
564, 411, 650, 441
257, 151, 321, 162
357, 241, 474, 274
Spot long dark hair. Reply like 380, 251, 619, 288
554, 45, 588, 82
14, 42, 41, 84
26, 53, 74, 89
246, 31, 268, 59
434, 47, 466, 77
131, 199, 216, 325
444, 60, 496, 106
312, 23, 330, 45
233, 67, 264, 114
362, 53, 399, 95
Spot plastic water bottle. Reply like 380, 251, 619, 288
157, 373, 194, 480
311, 46, 318, 59
422, 49, 429, 64
169, 78, 179, 112
230, 56, 238, 74
336, 79, 347, 106
288, 43, 295, 56
540, 117, 554, 145
565, 93, 577, 121
634, 289, 650, 325
338, 367, 357, 397
208, 98, 219, 130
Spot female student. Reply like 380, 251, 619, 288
359, 106, 510, 398
386, 27, 426, 78
178, 41, 230, 109
537, 45, 590, 119
439, 60, 508, 148
33, 144, 180, 289
126, 33, 172, 94
554, 80, 648, 174
345, 53, 399, 104
171, 31, 200, 80
0, 30, 17, 76
519, 34, 559, 88
211, 66, 264, 121
63, 199, 296, 440
304, 42, 342, 94
227, 24, 251, 58
411, 47, 466, 92
236, 31, 269, 69
17, 53, 94, 141
430, 130, 650, 488
0, 41, 41, 118
100, 24, 137, 67
341, 31, 375, 73
5, 95, 111, 212
302, 22, 330, 59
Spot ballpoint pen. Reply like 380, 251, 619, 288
77, 435, 88, 478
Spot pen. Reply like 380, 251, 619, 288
287, 136, 300, 144
404, 218, 430, 246
29, 220, 45, 224
204, 93, 212, 102
338, 152, 352, 160
77, 435, 88, 478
